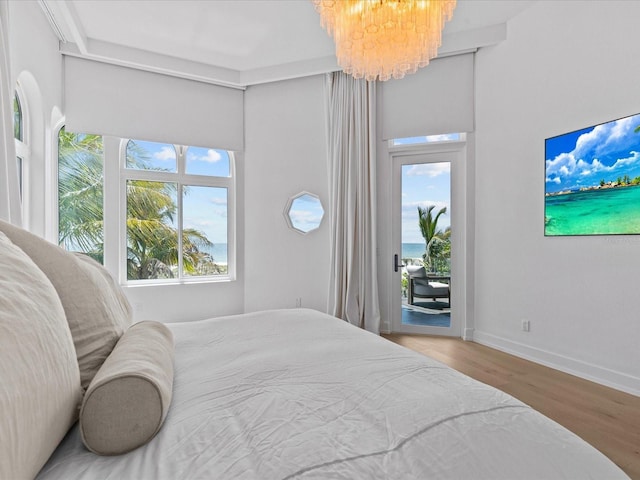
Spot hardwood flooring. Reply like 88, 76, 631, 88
382, 334, 640, 479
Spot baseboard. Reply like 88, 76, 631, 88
380, 320, 392, 334
473, 330, 640, 397
462, 327, 474, 341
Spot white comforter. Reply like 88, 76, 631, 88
39, 308, 628, 479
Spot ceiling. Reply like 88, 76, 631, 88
40, 0, 536, 89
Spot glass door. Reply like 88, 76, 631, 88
391, 146, 465, 336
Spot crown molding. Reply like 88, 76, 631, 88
60, 40, 245, 90
41, 0, 507, 89
39, 0, 87, 53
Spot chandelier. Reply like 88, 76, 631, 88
313, 0, 456, 81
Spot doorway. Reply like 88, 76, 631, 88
390, 142, 466, 336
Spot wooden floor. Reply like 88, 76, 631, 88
383, 334, 640, 479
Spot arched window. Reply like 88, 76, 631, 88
13, 89, 27, 198
13, 92, 22, 140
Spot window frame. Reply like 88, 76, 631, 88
390, 133, 465, 147
55, 129, 236, 287
119, 140, 236, 285
14, 87, 29, 204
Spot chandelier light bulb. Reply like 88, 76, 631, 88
314, 0, 456, 81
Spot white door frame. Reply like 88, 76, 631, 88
389, 141, 467, 336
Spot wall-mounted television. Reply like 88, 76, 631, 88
545, 112, 640, 236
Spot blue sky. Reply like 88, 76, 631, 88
393, 133, 461, 146
288, 194, 324, 233
133, 138, 454, 245
402, 162, 451, 244
131, 140, 229, 245
545, 113, 640, 193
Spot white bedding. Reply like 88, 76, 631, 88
38, 309, 628, 479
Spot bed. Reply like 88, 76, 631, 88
37, 308, 627, 479
0, 220, 630, 480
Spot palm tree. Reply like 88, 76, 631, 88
123, 141, 215, 279
125, 179, 213, 279
58, 130, 216, 278
417, 205, 450, 272
58, 128, 104, 262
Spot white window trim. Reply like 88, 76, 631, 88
388, 133, 467, 150
386, 135, 468, 338
56, 132, 236, 287
117, 139, 236, 286
14, 85, 30, 224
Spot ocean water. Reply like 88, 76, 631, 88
402, 243, 427, 259
204, 243, 228, 264
545, 185, 640, 235
205, 244, 425, 264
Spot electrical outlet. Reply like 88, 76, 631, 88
521, 320, 530, 332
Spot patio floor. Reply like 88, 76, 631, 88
401, 301, 451, 328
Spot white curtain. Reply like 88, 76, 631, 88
325, 72, 380, 333
0, 2, 21, 226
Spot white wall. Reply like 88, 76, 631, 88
5, 2, 246, 323
6, 2, 329, 323
244, 75, 330, 313
474, 0, 640, 395
7, 0, 62, 237
9, 0, 638, 394
124, 279, 245, 323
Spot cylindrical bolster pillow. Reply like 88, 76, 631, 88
79, 321, 174, 455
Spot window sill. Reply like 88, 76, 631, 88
122, 275, 235, 288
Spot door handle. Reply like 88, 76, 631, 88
394, 254, 405, 272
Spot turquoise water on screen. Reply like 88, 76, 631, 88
545, 185, 640, 235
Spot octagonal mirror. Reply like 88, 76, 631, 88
284, 191, 324, 234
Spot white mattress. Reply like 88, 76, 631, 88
38, 308, 628, 479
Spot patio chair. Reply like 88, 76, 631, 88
406, 265, 450, 306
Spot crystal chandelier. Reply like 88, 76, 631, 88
313, 0, 456, 81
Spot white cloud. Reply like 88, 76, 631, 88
290, 210, 322, 222
426, 133, 459, 142
289, 209, 323, 229
613, 150, 640, 168
574, 116, 639, 161
191, 149, 222, 163
209, 196, 227, 206
405, 162, 450, 177
547, 149, 640, 187
549, 151, 620, 179
574, 124, 608, 157
152, 146, 176, 161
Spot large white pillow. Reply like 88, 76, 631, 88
0, 220, 132, 391
0, 231, 82, 479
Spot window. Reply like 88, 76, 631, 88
57, 132, 234, 284
13, 92, 22, 140
285, 192, 324, 234
123, 140, 232, 281
14, 90, 27, 199
391, 133, 462, 146
57, 127, 105, 263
